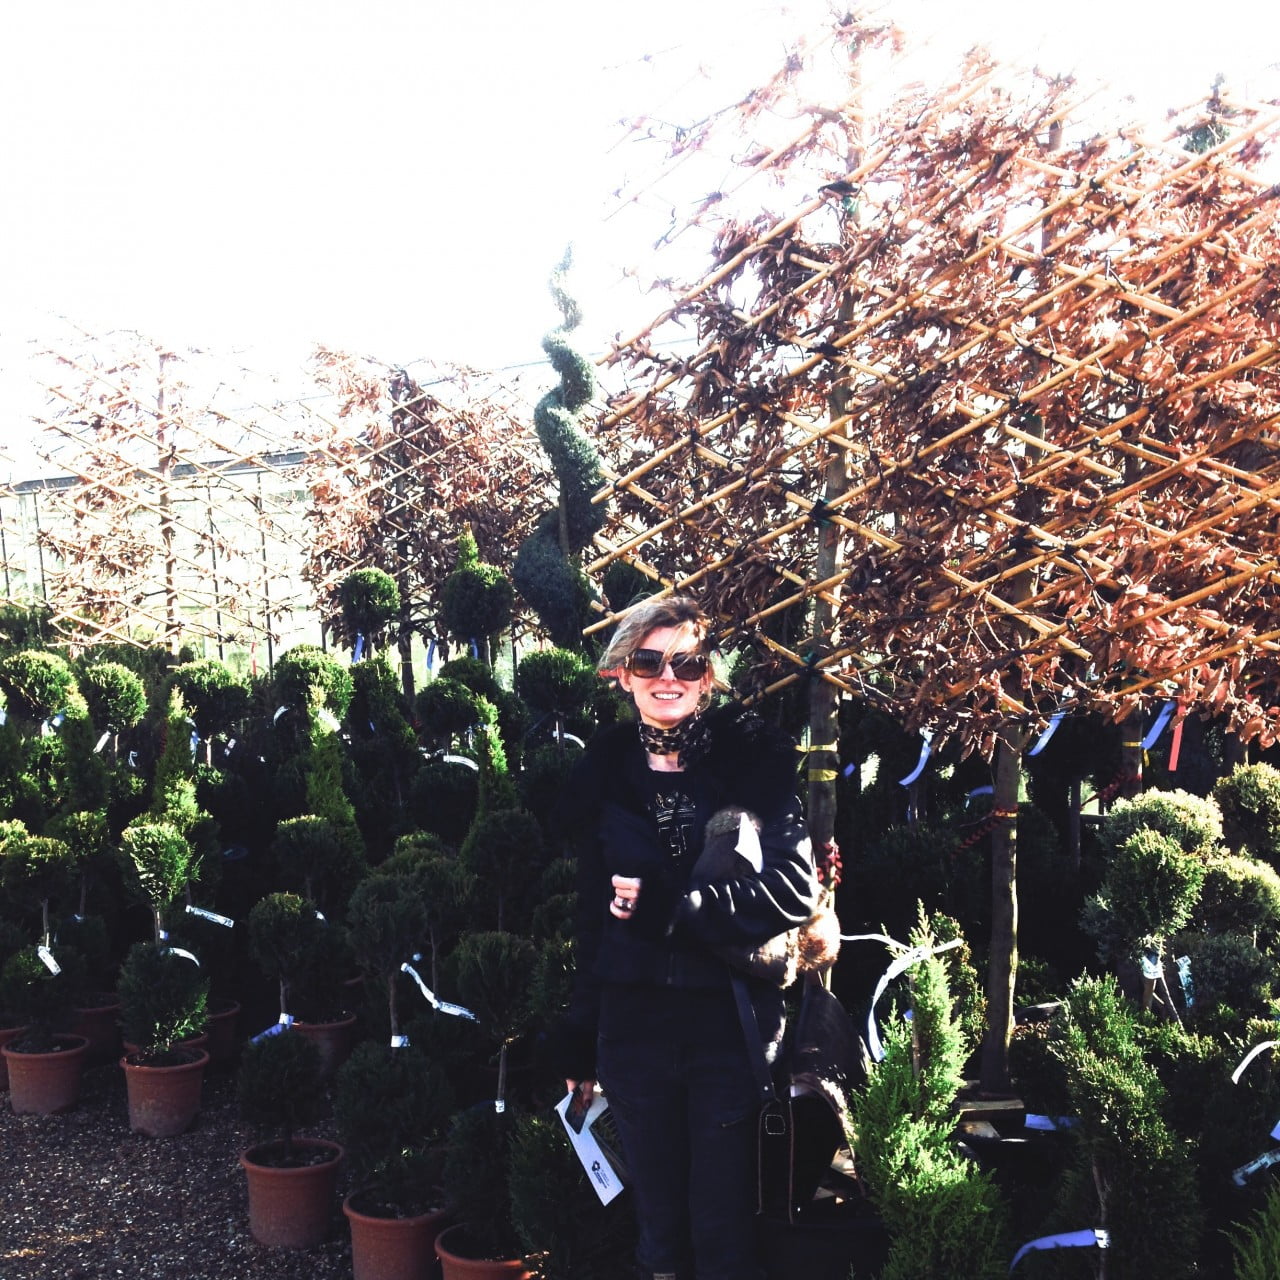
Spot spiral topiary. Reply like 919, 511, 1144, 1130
512, 253, 604, 649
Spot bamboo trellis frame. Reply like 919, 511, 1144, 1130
585, 21, 1280, 753
0, 341, 551, 669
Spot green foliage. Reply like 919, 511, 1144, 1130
511, 261, 603, 651
408, 759, 478, 846
855, 821, 982, 941
526, 935, 575, 1026
0, 649, 77, 723
461, 808, 544, 931
854, 910, 1006, 1278
1196, 852, 1280, 942
333, 1039, 454, 1211
1082, 827, 1206, 962
297, 707, 366, 899
515, 648, 598, 718
512, 514, 596, 649
77, 660, 147, 732
510, 1111, 636, 1280
1098, 788, 1224, 860
337, 568, 401, 645
518, 743, 581, 832
1226, 1183, 1280, 1280
383, 836, 471, 988
271, 814, 346, 898
0, 831, 77, 926
1046, 974, 1203, 1279
414, 677, 482, 740
116, 940, 209, 1056
0, 603, 53, 653
119, 820, 199, 935
169, 658, 249, 739
347, 871, 430, 1036
0, 944, 87, 1040
1213, 762, 1280, 866
441, 531, 515, 643
274, 644, 354, 717
247, 891, 345, 1020
236, 1027, 326, 1150
472, 694, 518, 815
437, 656, 503, 704
1175, 930, 1275, 1028
443, 1104, 523, 1260
452, 930, 537, 1045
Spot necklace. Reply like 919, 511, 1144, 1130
638, 716, 698, 758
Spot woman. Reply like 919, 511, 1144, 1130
555, 595, 820, 1280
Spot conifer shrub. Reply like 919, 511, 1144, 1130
236, 1027, 326, 1159
509, 1110, 636, 1280
1044, 974, 1202, 1279
1226, 1184, 1280, 1280
0, 649, 77, 723
334, 1039, 454, 1213
407, 759, 477, 846
117, 940, 208, 1057
1173, 931, 1274, 1030
273, 644, 354, 717
1196, 852, 1280, 942
1097, 788, 1224, 860
440, 530, 515, 646
1213, 762, 1280, 867
77, 660, 147, 733
460, 808, 545, 932
414, 677, 481, 740
1082, 827, 1206, 965
337, 567, 400, 648
170, 658, 250, 739
853, 915, 1006, 1279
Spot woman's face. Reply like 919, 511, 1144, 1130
618, 623, 712, 729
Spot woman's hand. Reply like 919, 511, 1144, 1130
610, 874, 642, 920
566, 1078, 595, 1104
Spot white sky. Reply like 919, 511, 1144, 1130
1, 0, 1277, 408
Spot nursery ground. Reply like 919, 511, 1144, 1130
0, 1059, 353, 1280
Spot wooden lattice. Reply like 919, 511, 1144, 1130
0, 334, 552, 672
588, 19, 1280, 754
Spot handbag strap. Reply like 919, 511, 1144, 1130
731, 974, 779, 1103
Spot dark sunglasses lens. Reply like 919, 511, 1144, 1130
628, 649, 706, 679
669, 653, 708, 679
628, 649, 664, 677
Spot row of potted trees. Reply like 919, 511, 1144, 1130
0, 580, 625, 1276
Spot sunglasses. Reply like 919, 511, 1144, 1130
625, 648, 709, 681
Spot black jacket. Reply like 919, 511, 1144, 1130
553, 703, 819, 1079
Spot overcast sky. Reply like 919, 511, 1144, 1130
1, 0, 1276, 391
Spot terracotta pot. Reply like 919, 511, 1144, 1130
1, 1033, 90, 1115
293, 1011, 357, 1079
204, 998, 242, 1067
434, 1223, 531, 1280
344, 1190, 450, 1280
240, 1137, 345, 1249
0, 1023, 32, 1092
70, 992, 122, 1066
122, 1046, 209, 1137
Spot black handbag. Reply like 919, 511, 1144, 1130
733, 976, 866, 1224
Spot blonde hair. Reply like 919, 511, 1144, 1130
598, 595, 711, 675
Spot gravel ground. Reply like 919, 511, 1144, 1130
0, 1057, 355, 1280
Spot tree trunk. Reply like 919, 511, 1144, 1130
979, 725, 1025, 1094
